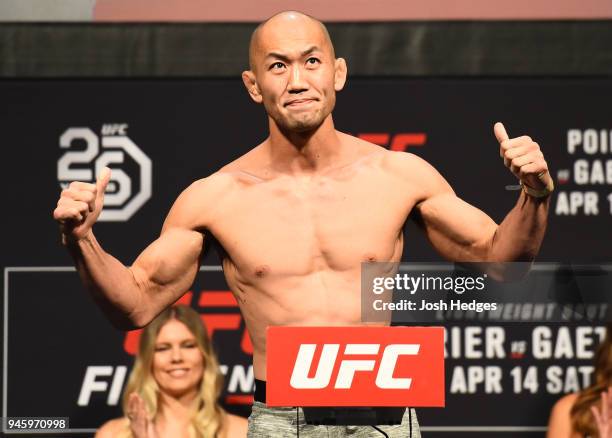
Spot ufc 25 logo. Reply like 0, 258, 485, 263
57, 125, 152, 222
290, 343, 420, 389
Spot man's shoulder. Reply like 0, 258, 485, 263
166, 146, 267, 226
184, 145, 270, 197
177, 172, 238, 206
214, 142, 272, 182
338, 132, 423, 171
353, 139, 453, 201
164, 172, 240, 229
335, 133, 443, 191
373, 146, 436, 181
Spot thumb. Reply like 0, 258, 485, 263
494, 122, 509, 144
96, 167, 111, 197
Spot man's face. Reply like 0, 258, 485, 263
244, 15, 346, 133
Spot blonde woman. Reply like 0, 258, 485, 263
97, 305, 247, 438
548, 324, 612, 438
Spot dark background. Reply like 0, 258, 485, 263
1, 19, 611, 437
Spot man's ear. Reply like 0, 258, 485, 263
242, 70, 263, 104
334, 58, 347, 92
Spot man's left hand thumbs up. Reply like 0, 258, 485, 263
494, 122, 554, 198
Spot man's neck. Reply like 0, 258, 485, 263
266, 116, 344, 175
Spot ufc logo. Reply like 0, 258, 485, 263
267, 326, 444, 407
290, 343, 420, 389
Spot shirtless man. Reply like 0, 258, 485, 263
53, 11, 553, 437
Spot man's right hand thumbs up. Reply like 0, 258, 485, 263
53, 167, 111, 244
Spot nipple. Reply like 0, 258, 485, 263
254, 264, 270, 278
364, 254, 378, 263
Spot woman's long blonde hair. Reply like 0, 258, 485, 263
571, 323, 612, 437
120, 305, 225, 438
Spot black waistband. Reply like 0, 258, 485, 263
253, 379, 406, 426
254, 378, 266, 403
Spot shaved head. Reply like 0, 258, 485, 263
248, 11, 335, 71
241, 10, 347, 134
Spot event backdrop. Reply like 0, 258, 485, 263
1, 78, 611, 436
2, 0, 612, 21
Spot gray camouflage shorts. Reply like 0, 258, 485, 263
247, 402, 421, 437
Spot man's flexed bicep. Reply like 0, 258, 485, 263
386, 151, 497, 262
411, 121, 551, 264
128, 228, 203, 327
59, 176, 213, 330
128, 197, 205, 327
125, 181, 209, 326
414, 192, 498, 262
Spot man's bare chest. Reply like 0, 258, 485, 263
207, 175, 413, 276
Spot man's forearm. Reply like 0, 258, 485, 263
488, 190, 550, 262
491, 122, 553, 263
65, 232, 146, 329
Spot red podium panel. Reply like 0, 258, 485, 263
266, 326, 444, 407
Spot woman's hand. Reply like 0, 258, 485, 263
591, 387, 612, 438
127, 393, 159, 438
